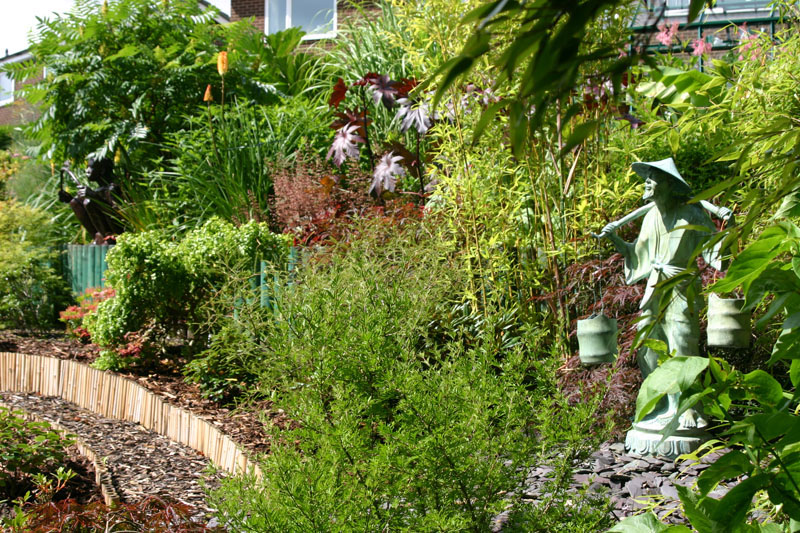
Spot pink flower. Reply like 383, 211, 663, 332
691, 38, 712, 57
737, 31, 760, 61
738, 23, 749, 40
656, 22, 679, 47
326, 123, 364, 167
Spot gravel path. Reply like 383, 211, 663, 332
0, 392, 221, 516
492, 440, 740, 530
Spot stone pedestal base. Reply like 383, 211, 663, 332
625, 426, 709, 458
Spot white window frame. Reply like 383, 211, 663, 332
264, 0, 338, 41
0, 72, 14, 107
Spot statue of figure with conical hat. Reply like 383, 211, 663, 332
594, 157, 733, 457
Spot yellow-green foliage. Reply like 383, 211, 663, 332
388, 0, 485, 78
0, 151, 20, 199
0, 200, 70, 330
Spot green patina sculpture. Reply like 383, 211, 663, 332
595, 157, 733, 457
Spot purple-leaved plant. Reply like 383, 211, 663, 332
327, 73, 432, 203
396, 98, 432, 134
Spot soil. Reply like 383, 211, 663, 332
0, 329, 293, 455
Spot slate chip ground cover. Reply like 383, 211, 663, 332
491, 440, 741, 530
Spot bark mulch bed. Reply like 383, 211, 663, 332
1, 392, 220, 516
0, 330, 293, 455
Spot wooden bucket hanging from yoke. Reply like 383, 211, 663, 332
578, 313, 618, 364
577, 243, 618, 365
707, 293, 751, 349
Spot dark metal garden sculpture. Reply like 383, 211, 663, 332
58, 158, 124, 244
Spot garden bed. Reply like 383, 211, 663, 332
0, 330, 293, 455
0, 393, 219, 515
0, 445, 102, 521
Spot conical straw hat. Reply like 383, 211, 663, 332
631, 157, 692, 196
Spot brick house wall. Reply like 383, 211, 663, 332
231, 0, 265, 29
0, 51, 41, 127
231, 0, 377, 42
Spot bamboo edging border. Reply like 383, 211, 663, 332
0, 399, 120, 506
0, 353, 262, 480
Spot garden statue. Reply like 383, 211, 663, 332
58, 157, 124, 244
594, 157, 733, 457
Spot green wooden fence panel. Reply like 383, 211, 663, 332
65, 244, 113, 295
259, 247, 299, 311
65, 244, 295, 303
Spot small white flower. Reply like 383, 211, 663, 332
370, 152, 405, 197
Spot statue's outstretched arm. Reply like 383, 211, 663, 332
592, 203, 653, 262
592, 203, 654, 239
699, 200, 734, 225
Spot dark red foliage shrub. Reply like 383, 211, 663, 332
271, 153, 373, 240
116, 330, 156, 362
59, 287, 116, 344
557, 253, 644, 437
270, 152, 424, 248
16, 495, 222, 533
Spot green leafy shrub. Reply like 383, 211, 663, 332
13, 0, 289, 172
0, 200, 71, 330
85, 218, 289, 370
208, 219, 606, 531
184, 290, 276, 402
0, 407, 75, 502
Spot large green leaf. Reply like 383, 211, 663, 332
729, 413, 797, 444
744, 370, 785, 407
697, 450, 753, 496
713, 223, 798, 295
742, 265, 800, 311
637, 67, 716, 107
769, 314, 800, 365
768, 474, 800, 521
635, 356, 708, 422
792, 360, 800, 388
676, 484, 716, 533
688, 0, 710, 21
712, 474, 771, 527
608, 513, 691, 532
